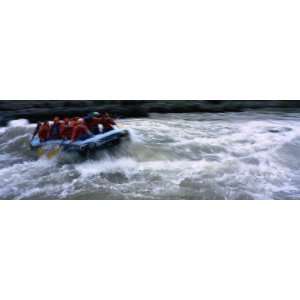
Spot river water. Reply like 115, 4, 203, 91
1, 111, 300, 200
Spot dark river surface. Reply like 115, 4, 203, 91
1, 111, 300, 199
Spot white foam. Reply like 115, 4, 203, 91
127, 128, 144, 143
8, 119, 30, 127
75, 156, 138, 177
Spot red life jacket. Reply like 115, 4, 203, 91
100, 117, 116, 130
86, 117, 101, 131
49, 121, 61, 139
71, 124, 90, 142
38, 124, 50, 141
60, 122, 74, 140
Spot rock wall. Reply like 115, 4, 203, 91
0, 100, 299, 126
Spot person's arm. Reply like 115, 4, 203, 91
46, 128, 51, 140
97, 117, 104, 125
59, 124, 65, 137
84, 125, 93, 136
71, 127, 77, 142
108, 118, 117, 128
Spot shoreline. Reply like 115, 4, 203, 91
1, 100, 300, 126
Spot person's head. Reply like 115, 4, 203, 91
64, 117, 69, 123
85, 115, 93, 122
43, 121, 49, 126
78, 118, 85, 125
53, 116, 60, 123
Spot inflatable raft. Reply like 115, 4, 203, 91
30, 128, 129, 153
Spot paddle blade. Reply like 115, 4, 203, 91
47, 146, 62, 159
37, 147, 46, 157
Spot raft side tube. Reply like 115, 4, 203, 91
30, 128, 129, 152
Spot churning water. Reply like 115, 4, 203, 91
1, 111, 300, 200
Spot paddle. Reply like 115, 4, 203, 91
37, 147, 46, 157
47, 140, 65, 159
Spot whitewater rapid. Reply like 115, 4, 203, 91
1, 111, 300, 199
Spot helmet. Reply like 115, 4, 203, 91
92, 112, 100, 117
